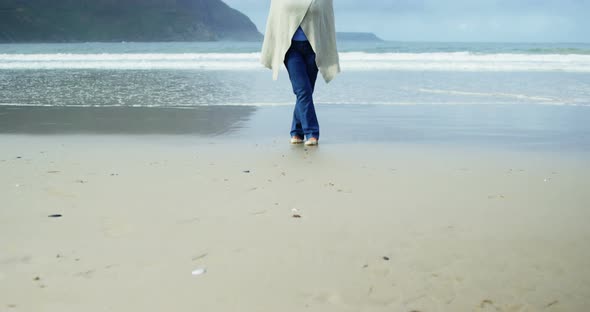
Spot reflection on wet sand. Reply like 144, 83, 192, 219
0, 105, 256, 135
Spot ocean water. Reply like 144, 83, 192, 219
1, 41, 589, 150
1, 41, 590, 107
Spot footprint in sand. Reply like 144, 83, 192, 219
478, 299, 498, 311
402, 294, 447, 312
192, 253, 208, 261
545, 300, 559, 308
44, 187, 77, 199
308, 291, 344, 305
0, 255, 31, 265
74, 269, 96, 279
365, 285, 401, 307
100, 219, 136, 238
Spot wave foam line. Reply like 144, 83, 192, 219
2, 102, 588, 108
418, 88, 563, 103
1, 52, 590, 72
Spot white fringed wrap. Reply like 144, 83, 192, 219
260, 0, 341, 83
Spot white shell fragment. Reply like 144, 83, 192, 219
191, 268, 207, 276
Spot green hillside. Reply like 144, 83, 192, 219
0, 0, 262, 42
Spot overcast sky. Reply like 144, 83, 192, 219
223, 0, 590, 42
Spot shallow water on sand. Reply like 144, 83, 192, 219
1, 104, 589, 154
1, 70, 589, 108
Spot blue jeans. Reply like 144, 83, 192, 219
284, 40, 319, 140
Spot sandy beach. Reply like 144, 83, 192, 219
1, 11, 590, 311
1, 130, 589, 311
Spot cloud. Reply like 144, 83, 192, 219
223, 0, 590, 42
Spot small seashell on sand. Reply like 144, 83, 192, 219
192, 268, 207, 276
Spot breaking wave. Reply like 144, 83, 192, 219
1, 52, 590, 72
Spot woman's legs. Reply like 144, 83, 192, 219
284, 41, 320, 140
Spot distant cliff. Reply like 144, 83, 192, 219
337, 32, 384, 42
0, 0, 262, 42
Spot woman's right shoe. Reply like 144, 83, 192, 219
304, 138, 319, 146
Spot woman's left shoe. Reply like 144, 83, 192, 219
304, 138, 319, 146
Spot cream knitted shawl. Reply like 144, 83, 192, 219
260, 0, 341, 83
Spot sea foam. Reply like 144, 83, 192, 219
1, 52, 590, 72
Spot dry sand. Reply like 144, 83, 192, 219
1, 135, 589, 312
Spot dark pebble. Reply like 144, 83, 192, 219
383, 256, 390, 261
48, 214, 62, 218
292, 214, 302, 218
33, 276, 40, 281
243, 170, 250, 173
16, 156, 22, 159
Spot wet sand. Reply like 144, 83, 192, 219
1, 134, 589, 311
2, 104, 589, 152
